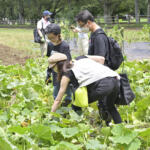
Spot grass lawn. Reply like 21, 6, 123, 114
0, 28, 40, 56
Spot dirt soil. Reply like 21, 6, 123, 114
0, 44, 32, 65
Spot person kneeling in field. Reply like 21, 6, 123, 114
49, 53, 122, 126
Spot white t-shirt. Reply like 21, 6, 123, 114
72, 58, 120, 87
37, 18, 51, 30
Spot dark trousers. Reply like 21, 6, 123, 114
87, 77, 122, 124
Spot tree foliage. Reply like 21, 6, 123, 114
0, 0, 148, 23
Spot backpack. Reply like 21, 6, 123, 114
95, 30, 124, 70
33, 22, 45, 43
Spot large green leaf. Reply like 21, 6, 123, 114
85, 139, 106, 150
110, 124, 138, 144
8, 126, 29, 135
50, 141, 81, 150
125, 138, 141, 150
59, 127, 79, 138
31, 124, 54, 143
0, 127, 18, 150
139, 128, 150, 141
0, 137, 18, 150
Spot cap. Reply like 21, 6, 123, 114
48, 53, 67, 68
43, 10, 52, 16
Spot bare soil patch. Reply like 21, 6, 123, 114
0, 44, 32, 65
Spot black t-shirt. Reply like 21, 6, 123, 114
47, 41, 72, 86
88, 28, 109, 62
47, 41, 71, 60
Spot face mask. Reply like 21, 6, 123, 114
46, 17, 50, 21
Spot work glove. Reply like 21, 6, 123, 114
45, 67, 52, 85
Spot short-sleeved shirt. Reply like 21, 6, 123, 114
47, 41, 72, 86
88, 28, 109, 64
37, 18, 51, 30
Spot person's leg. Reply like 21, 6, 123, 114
87, 77, 122, 125
104, 79, 122, 124
40, 43, 44, 57
40, 42, 47, 57
77, 38, 83, 55
61, 85, 72, 106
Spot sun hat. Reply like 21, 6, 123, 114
43, 10, 52, 16
48, 53, 67, 68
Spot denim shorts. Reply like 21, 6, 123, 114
53, 83, 72, 101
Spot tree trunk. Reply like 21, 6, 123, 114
135, 0, 140, 23
148, 0, 150, 23
18, 0, 25, 24
104, 0, 112, 24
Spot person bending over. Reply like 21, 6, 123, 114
48, 52, 122, 126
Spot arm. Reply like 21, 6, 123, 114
51, 76, 70, 112
37, 20, 44, 38
86, 55, 105, 64
47, 42, 53, 57
37, 29, 43, 38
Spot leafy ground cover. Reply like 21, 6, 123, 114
0, 57, 150, 150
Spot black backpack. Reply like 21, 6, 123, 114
96, 30, 124, 70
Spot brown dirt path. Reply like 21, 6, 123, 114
0, 44, 32, 65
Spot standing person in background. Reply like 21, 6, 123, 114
45, 23, 72, 106
75, 10, 111, 124
71, 25, 89, 55
37, 10, 52, 57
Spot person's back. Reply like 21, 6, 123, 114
72, 58, 119, 87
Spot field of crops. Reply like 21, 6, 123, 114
0, 25, 150, 150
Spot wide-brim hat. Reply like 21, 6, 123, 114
48, 53, 67, 68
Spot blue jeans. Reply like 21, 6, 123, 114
53, 83, 72, 101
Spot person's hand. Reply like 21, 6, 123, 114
70, 25, 75, 30
40, 36, 45, 42
45, 75, 52, 85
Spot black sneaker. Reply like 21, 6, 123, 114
99, 109, 112, 126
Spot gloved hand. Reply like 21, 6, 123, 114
45, 67, 52, 85
45, 75, 52, 85
40, 36, 45, 43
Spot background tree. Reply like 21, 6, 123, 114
135, 0, 140, 23
148, 0, 150, 23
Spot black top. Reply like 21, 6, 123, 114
63, 70, 79, 90
47, 41, 71, 60
46, 41, 72, 86
88, 28, 109, 65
